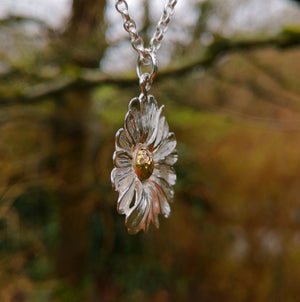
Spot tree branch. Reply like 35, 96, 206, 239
0, 14, 54, 33
2, 31, 300, 105
212, 69, 300, 113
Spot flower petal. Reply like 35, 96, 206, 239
129, 97, 141, 118
113, 150, 132, 168
111, 167, 134, 193
150, 174, 175, 201
153, 116, 165, 148
129, 97, 143, 138
147, 183, 161, 228
150, 164, 176, 186
126, 179, 164, 233
159, 151, 178, 166
115, 128, 132, 152
137, 199, 151, 233
150, 181, 171, 218
153, 132, 177, 162
117, 177, 135, 214
126, 184, 149, 234
139, 95, 158, 143
125, 111, 140, 145
146, 105, 164, 147
154, 117, 169, 148
146, 195, 155, 230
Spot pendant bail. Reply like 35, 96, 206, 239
139, 73, 151, 95
136, 50, 158, 94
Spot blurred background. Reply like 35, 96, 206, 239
0, 0, 300, 301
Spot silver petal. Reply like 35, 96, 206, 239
126, 178, 142, 216
146, 105, 164, 147
152, 164, 176, 186
128, 97, 143, 139
137, 198, 152, 233
153, 116, 166, 148
111, 167, 134, 193
125, 111, 140, 144
126, 183, 149, 234
113, 150, 132, 168
128, 97, 142, 122
117, 177, 136, 214
150, 180, 171, 218
147, 183, 160, 228
153, 132, 177, 162
150, 174, 175, 202
154, 117, 169, 149
139, 95, 158, 143
115, 128, 132, 152
159, 151, 178, 166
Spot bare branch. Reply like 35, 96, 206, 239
212, 70, 300, 113
0, 14, 54, 32
243, 53, 300, 96
2, 32, 300, 105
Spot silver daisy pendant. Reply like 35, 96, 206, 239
111, 93, 178, 234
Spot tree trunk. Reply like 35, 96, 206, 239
63, 0, 107, 67
50, 0, 107, 281
51, 91, 94, 282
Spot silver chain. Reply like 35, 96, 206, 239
115, 0, 178, 92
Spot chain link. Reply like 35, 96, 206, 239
115, 0, 177, 58
115, 0, 177, 91
149, 0, 177, 53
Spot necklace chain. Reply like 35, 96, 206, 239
115, 0, 177, 92
115, 0, 177, 59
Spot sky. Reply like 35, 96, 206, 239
1, 0, 299, 33
1, 0, 300, 73
0, 0, 72, 28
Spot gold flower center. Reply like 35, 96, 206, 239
135, 146, 154, 181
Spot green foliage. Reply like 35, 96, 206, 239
14, 187, 57, 227
25, 256, 52, 281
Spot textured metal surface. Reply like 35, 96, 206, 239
111, 94, 177, 234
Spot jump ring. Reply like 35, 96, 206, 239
136, 51, 158, 84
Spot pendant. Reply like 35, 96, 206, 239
111, 93, 178, 234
